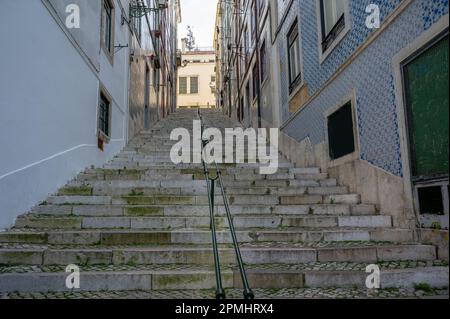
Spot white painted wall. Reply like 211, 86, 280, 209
0, 0, 130, 229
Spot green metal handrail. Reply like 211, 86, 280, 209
198, 109, 254, 300
201, 145, 226, 299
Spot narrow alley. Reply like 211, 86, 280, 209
0, 0, 448, 302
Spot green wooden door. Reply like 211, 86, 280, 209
403, 35, 449, 180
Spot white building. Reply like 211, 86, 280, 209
0, 0, 181, 229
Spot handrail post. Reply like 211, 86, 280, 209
198, 109, 254, 300
216, 165, 254, 300
201, 116, 226, 300
204, 165, 226, 300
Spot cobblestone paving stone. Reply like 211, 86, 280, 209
5, 288, 449, 299
0, 261, 448, 274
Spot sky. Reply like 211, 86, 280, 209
178, 0, 217, 49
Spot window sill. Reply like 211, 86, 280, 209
102, 45, 115, 66
98, 130, 111, 144
288, 78, 305, 100
289, 73, 304, 99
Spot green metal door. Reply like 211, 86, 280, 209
403, 34, 449, 180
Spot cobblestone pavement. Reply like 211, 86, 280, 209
0, 260, 448, 274
0, 240, 412, 250
4, 288, 449, 299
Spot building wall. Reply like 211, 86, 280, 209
0, 0, 180, 229
216, 0, 449, 229
128, 0, 181, 138
276, 0, 448, 228
177, 52, 216, 108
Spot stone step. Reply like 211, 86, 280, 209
102, 162, 295, 170
0, 263, 447, 293
0, 228, 414, 245
44, 194, 360, 206
13, 215, 392, 230
60, 185, 349, 197
72, 178, 339, 188
83, 167, 318, 176
30, 203, 375, 217
0, 244, 437, 266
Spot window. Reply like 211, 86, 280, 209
418, 186, 445, 215
402, 33, 449, 221
98, 92, 111, 139
327, 101, 355, 160
260, 40, 267, 82
101, 0, 114, 54
190, 77, 199, 94
287, 20, 301, 92
179, 77, 187, 94
319, 0, 346, 53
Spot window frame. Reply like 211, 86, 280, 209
287, 19, 302, 93
101, 0, 115, 64
316, 0, 350, 64
98, 88, 112, 147
324, 91, 360, 167
260, 39, 267, 84
179, 76, 188, 95
190, 76, 199, 95
252, 64, 258, 102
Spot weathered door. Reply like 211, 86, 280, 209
402, 32, 449, 220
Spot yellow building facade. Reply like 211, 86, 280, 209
177, 51, 217, 109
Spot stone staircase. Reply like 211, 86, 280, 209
0, 109, 448, 298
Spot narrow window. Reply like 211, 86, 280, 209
244, 26, 249, 65
252, 64, 258, 100
190, 76, 199, 94
320, 0, 346, 52
287, 20, 301, 92
102, 0, 114, 53
327, 101, 355, 160
179, 77, 187, 94
418, 186, 445, 215
98, 91, 111, 151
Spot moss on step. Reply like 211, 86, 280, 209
59, 186, 93, 196
124, 207, 164, 216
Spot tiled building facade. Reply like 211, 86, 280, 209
215, 0, 449, 229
